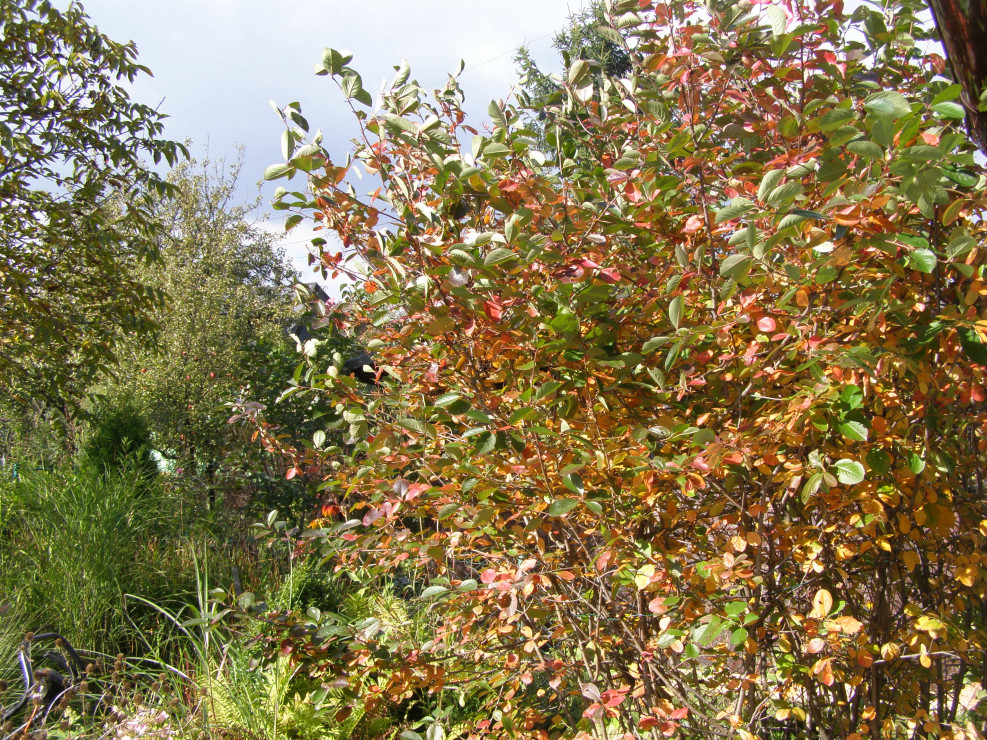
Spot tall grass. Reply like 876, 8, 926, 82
0, 463, 203, 656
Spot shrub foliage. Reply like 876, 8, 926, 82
255, 0, 987, 736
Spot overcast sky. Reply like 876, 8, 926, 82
78, 1, 586, 277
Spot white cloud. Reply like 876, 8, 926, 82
80, 0, 584, 204
253, 218, 355, 301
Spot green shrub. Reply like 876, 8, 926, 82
82, 397, 158, 481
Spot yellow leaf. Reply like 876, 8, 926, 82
808, 588, 834, 619
916, 615, 947, 639
959, 681, 983, 711
902, 550, 920, 572
897, 513, 911, 534
956, 564, 978, 588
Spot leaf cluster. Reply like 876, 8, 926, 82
0, 0, 187, 408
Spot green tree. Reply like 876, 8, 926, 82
105, 158, 297, 479
515, 0, 632, 137
0, 0, 187, 412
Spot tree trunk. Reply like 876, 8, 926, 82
927, 0, 987, 152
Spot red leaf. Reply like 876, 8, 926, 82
757, 316, 777, 333
483, 300, 503, 321
648, 596, 668, 614
362, 507, 381, 526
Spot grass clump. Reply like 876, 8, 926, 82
0, 463, 196, 656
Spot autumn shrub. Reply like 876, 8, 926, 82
243, 0, 987, 736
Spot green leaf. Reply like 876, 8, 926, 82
482, 142, 511, 159
568, 59, 590, 85
419, 586, 447, 599
778, 114, 800, 138
730, 626, 749, 647
789, 208, 828, 221
908, 452, 926, 475
474, 431, 497, 455
766, 182, 803, 207
864, 91, 912, 119
931, 101, 965, 120
280, 130, 295, 160
550, 312, 580, 334
834, 459, 866, 485
764, 4, 787, 35
397, 417, 426, 435
839, 384, 864, 410
720, 254, 752, 278
548, 498, 579, 516
341, 72, 371, 106
484, 247, 516, 266
321, 47, 352, 75
437, 503, 459, 520
263, 163, 295, 181
838, 420, 869, 442
959, 328, 987, 365
435, 393, 462, 408
385, 114, 420, 136
715, 197, 755, 223
595, 25, 624, 45
724, 601, 747, 617
847, 140, 884, 159
908, 249, 937, 273
563, 473, 584, 494
668, 295, 683, 330
535, 381, 563, 400
642, 336, 670, 354
900, 145, 943, 162
694, 616, 724, 645
488, 101, 509, 130
758, 170, 785, 202
867, 448, 891, 475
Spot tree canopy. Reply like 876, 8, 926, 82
0, 0, 186, 408
105, 158, 297, 471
